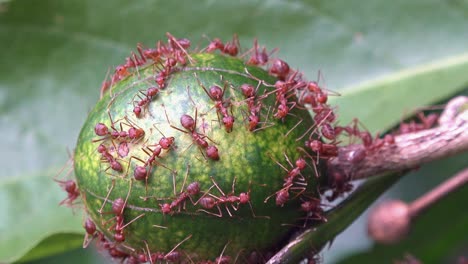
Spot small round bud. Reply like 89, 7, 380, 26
367, 200, 411, 244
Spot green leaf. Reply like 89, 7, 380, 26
1, 0, 468, 262
23, 245, 111, 264
0, 170, 83, 263
334, 153, 468, 264
330, 55, 468, 133
16, 233, 83, 263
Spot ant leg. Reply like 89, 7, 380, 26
209, 176, 227, 196
284, 114, 303, 138
143, 240, 154, 264
164, 234, 193, 259
247, 202, 270, 219
98, 179, 115, 214
267, 152, 289, 173
117, 213, 145, 231
197, 205, 223, 218
120, 179, 134, 215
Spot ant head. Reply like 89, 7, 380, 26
240, 84, 255, 98
160, 203, 171, 214
159, 137, 175, 149
239, 192, 250, 204
147, 87, 160, 97
296, 158, 306, 170
307, 81, 320, 93
128, 127, 145, 139
64, 180, 76, 193
114, 232, 125, 242
269, 59, 290, 80
115, 65, 128, 76
209, 85, 223, 100
133, 106, 142, 117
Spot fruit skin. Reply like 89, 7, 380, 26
74, 51, 319, 260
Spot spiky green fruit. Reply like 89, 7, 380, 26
73, 35, 332, 263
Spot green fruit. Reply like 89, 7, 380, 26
73, 35, 330, 262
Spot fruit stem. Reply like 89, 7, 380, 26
327, 96, 468, 184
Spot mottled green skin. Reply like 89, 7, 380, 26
74, 53, 318, 260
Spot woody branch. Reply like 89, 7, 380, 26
328, 96, 468, 182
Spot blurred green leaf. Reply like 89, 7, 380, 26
337, 157, 468, 264
0, 0, 467, 262
16, 233, 83, 263
24, 244, 110, 264
330, 55, 468, 133
0, 170, 83, 263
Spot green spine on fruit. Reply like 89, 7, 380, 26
73, 36, 331, 262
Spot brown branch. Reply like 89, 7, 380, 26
328, 96, 468, 181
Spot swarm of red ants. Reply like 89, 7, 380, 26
55, 33, 440, 264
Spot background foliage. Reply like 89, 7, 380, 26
0, 0, 467, 263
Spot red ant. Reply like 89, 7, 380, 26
93, 114, 145, 142
94, 122, 145, 141
83, 218, 97, 248
306, 139, 338, 158
197, 78, 235, 132
206, 38, 225, 52
100, 181, 145, 243
304, 80, 328, 104
334, 119, 374, 147
155, 66, 171, 89
109, 63, 131, 86
115, 65, 129, 79
326, 171, 353, 202
55, 179, 80, 206
271, 80, 298, 120
166, 32, 194, 64
274, 95, 291, 119
179, 113, 209, 148
320, 123, 336, 141
132, 86, 160, 118
246, 39, 275, 66
97, 144, 123, 172
399, 112, 439, 134
240, 83, 262, 131
130, 136, 175, 181
264, 154, 308, 206
141, 235, 192, 264
197, 177, 265, 218
300, 197, 326, 223
160, 181, 201, 214
312, 105, 336, 124
222, 34, 240, 56
164, 106, 218, 160
269, 59, 290, 80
